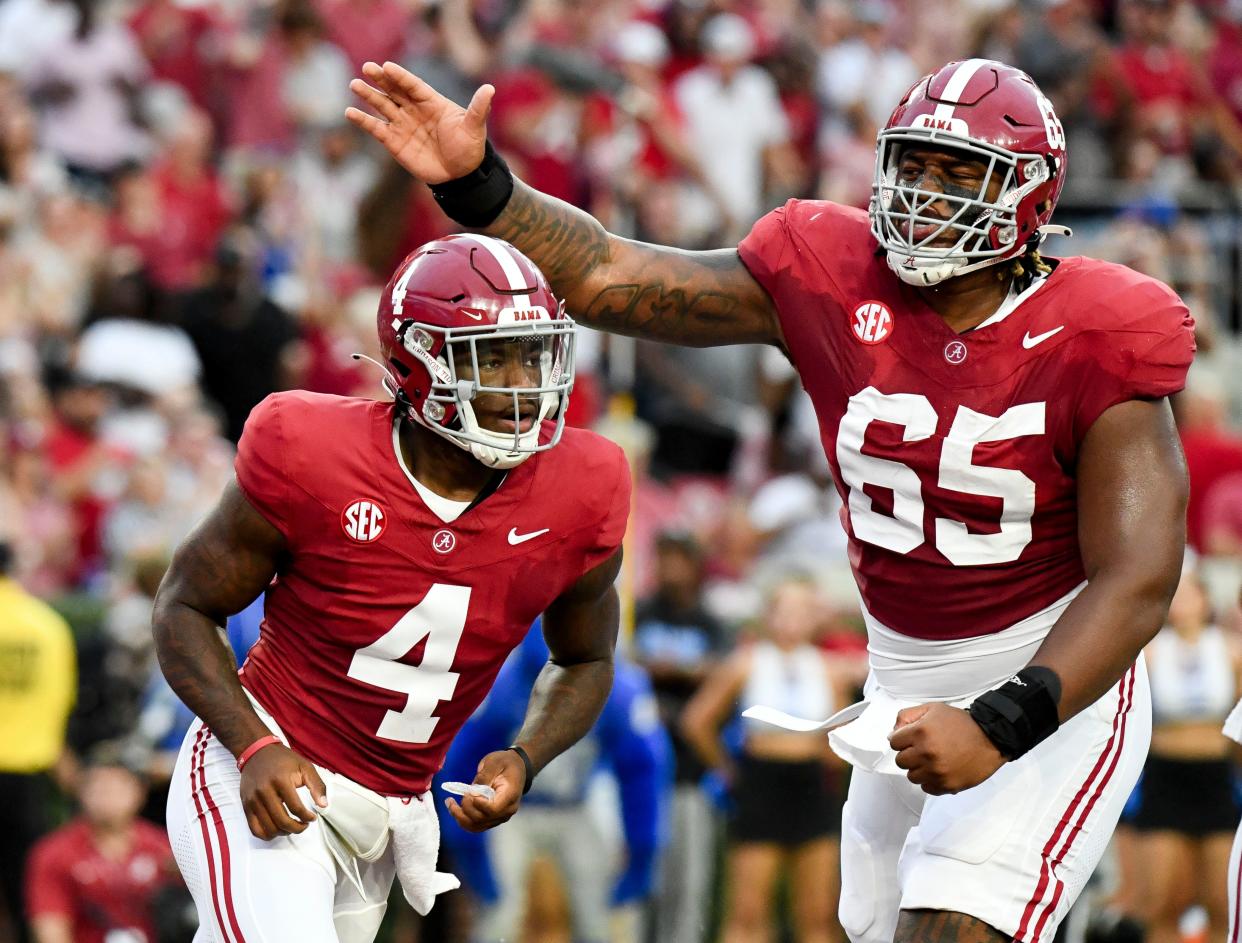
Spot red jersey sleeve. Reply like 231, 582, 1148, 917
235, 393, 293, 537
24, 835, 72, 920
1072, 283, 1196, 441
737, 202, 794, 298
581, 441, 632, 572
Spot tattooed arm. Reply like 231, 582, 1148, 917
444, 547, 623, 832
347, 62, 781, 348
489, 182, 778, 346
153, 480, 327, 840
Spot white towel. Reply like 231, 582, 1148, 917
827, 690, 908, 775
1225, 698, 1242, 745
386, 793, 461, 916
827, 687, 977, 775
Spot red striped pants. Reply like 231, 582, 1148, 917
165, 718, 395, 943
838, 660, 1151, 943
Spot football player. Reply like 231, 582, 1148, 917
153, 234, 631, 942
348, 58, 1195, 943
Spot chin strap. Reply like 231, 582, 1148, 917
1037, 224, 1073, 239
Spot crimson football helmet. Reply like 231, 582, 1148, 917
870, 58, 1069, 287
376, 234, 575, 469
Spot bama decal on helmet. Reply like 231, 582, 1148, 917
498, 305, 551, 324
915, 114, 970, 136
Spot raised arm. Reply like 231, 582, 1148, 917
346, 61, 781, 348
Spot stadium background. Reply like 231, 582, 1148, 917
1, 0, 1240, 940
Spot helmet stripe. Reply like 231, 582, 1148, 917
457, 234, 532, 309
932, 58, 992, 121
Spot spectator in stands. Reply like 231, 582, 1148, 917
278, 2, 351, 137
1110, 0, 1242, 179
1133, 564, 1242, 943
24, 0, 150, 189
41, 369, 129, 587
5, 437, 75, 598
581, 20, 733, 238
674, 13, 794, 241
24, 742, 180, 943
1013, 0, 1131, 184
221, 0, 349, 155
127, 0, 225, 112
1207, 3, 1242, 128
634, 530, 726, 943
1175, 366, 1242, 553
815, 1, 918, 145
180, 238, 301, 442
114, 107, 232, 294
12, 191, 105, 342
0, 92, 68, 236
0, 537, 76, 943
315, 0, 411, 70
683, 576, 852, 943
291, 123, 379, 265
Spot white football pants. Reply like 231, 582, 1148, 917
839, 661, 1151, 943
165, 719, 400, 943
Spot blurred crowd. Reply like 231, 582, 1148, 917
2, 0, 1242, 940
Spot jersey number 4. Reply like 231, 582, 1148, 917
837, 388, 1046, 566
346, 584, 470, 743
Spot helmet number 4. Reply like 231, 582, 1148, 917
346, 584, 471, 743
836, 388, 1046, 565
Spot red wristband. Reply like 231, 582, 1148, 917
236, 735, 281, 771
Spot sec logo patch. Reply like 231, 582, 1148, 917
851, 301, 894, 345
342, 499, 385, 543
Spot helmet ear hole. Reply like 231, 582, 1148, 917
388, 357, 411, 378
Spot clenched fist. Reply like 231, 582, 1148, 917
889, 702, 1006, 795
239, 742, 328, 840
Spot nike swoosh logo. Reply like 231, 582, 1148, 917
463, 311, 484, 320
1022, 326, 1064, 349
507, 527, 550, 545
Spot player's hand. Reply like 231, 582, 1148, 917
239, 743, 328, 840
888, 703, 1006, 796
346, 61, 493, 185
443, 749, 526, 833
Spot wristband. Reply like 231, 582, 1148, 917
967, 666, 1062, 761
507, 744, 535, 795
236, 735, 281, 772
429, 140, 514, 228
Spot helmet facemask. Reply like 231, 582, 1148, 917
870, 129, 1051, 287
394, 314, 576, 469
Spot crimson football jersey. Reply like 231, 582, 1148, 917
233, 391, 630, 795
739, 201, 1194, 641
